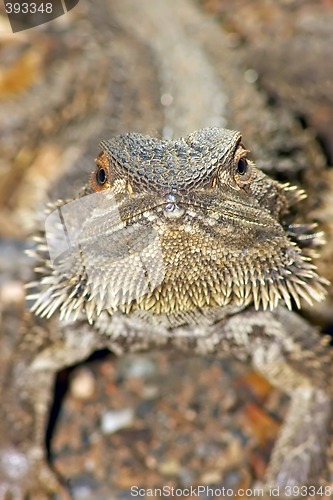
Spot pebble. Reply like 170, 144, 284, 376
142, 384, 159, 399
158, 459, 181, 476
70, 368, 96, 400
101, 408, 135, 434
120, 356, 156, 379
200, 470, 223, 484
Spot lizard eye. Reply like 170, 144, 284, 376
237, 158, 248, 175
96, 167, 107, 186
90, 152, 111, 192
234, 152, 253, 187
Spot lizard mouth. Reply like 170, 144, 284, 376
122, 203, 270, 230
118, 192, 270, 227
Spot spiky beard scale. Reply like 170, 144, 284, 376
26, 193, 328, 327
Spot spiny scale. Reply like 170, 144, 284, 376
26, 127, 328, 328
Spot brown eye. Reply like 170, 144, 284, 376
237, 157, 248, 175
90, 152, 110, 192
234, 153, 254, 187
96, 167, 107, 186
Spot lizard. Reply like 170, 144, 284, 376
1, 0, 332, 497
0, 126, 332, 498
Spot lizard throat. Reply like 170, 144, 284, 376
28, 223, 327, 327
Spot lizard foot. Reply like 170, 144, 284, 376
0, 445, 70, 500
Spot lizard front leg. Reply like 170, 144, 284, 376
98, 307, 332, 494
251, 308, 332, 493
0, 313, 103, 499
187, 307, 332, 495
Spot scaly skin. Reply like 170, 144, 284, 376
0, 128, 331, 499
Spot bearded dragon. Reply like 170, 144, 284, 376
0, 127, 332, 498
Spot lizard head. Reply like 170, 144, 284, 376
30, 128, 327, 325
